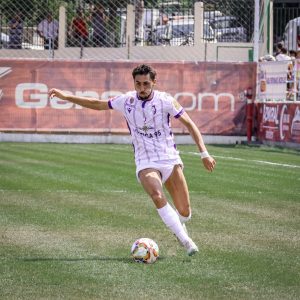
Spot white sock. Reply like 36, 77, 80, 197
176, 210, 192, 224
157, 203, 190, 244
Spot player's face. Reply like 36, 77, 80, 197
134, 74, 156, 100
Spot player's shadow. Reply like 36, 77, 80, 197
20, 256, 134, 263
20, 256, 167, 263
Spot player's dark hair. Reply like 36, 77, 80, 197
132, 64, 157, 81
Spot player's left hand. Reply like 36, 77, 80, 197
202, 156, 216, 172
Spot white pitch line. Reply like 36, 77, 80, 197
246, 159, 300, 169
94, 146, 300, 169
184, 152, 300, 169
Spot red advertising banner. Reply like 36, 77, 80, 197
0, 59, 256, 135
256, 102, 300, 143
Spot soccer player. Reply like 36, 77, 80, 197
48, 64, 216, 256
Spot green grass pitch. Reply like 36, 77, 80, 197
0, 142, 299, 299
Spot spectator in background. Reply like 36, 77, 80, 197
289, 50, 297, 61
135, 0, 144, 42
161, 14, 172, 45
70, 9, 88, 47
276, 47, 292, 61
37, 13, 59, 50
274, 42, 284, 56
259, 54, 276, 62
286, 64, 295, 101
91, 4, 109, 47
8, 12, 23, 49
296, 51, 300, 100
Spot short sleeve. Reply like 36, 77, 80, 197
108, 94, 127, 112
165, 94, 184, 119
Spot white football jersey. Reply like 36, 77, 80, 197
108, 90, 184, 165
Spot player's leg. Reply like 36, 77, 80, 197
138, 168, 167, 208
138, 168, 192, 252
164, 165, 191, 223
164, 165, 198, 255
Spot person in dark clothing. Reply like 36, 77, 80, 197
91, 4, 109, 47
8, 12, 23, 49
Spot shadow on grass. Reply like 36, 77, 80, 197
19, 256, 168, 263
20, 256, 133, 263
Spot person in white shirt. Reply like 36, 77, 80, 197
37, 13, 59, 50
48, 64, 216, 256
275, 47, 292, 61
161, 14, 172, 45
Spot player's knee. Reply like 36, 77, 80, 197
150, 190, 165, 207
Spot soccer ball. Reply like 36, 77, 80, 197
131, 238, 159, 264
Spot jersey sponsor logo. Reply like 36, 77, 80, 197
135, 127, 161, 138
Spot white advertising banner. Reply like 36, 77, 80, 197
257, 61, 291, 101
296, 59, 300, 101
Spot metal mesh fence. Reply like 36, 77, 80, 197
273, 4, 300, 51
203, 0, 254, 43
0, 0, 59, 51
134, 0, 197, 46
0, 0, 255, 61
0, 0, 128, 52
66, 3, 127, 48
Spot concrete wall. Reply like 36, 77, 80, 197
0, 133, 247, 144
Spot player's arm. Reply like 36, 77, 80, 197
48, 88, 110, 110
178, 111, 216, 172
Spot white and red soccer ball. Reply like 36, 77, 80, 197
131, 238, 159, 264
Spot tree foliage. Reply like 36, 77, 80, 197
0, 0, 62, 25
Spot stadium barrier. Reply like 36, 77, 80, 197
257, 60, 300, 102
0, 59, 256, 138
254, 59, 300, 146
255, 102, 300, 145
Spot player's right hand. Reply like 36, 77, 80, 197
48, 88, 67, 100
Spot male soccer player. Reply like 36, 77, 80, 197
48, 64, 216, 256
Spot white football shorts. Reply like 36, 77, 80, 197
136, 158, 183, 184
